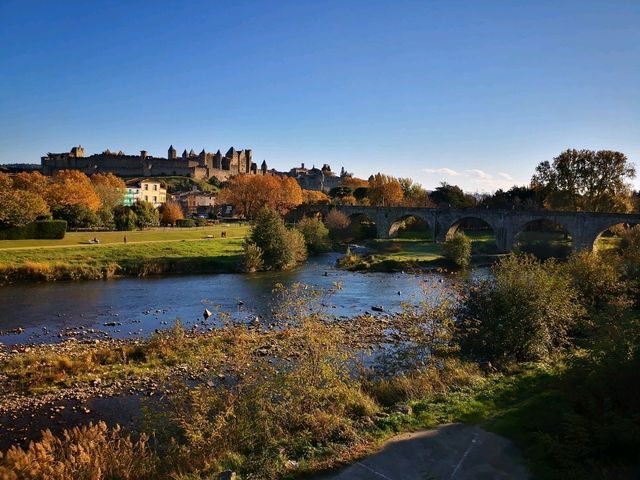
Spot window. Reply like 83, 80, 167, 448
145, 195, 148, 201
153, 196, 157, 203
144, 184, 148, 190
153, 184, 157, 191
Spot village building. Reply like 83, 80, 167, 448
123, 179, 167, 208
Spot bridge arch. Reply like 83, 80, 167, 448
388, 214, 433, 239
441, 215, 502, 252
347, 212, 378, 241
512, 218, 574, 257
589, 220, 640, 251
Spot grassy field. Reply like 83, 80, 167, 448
0, 224, 248, 249
0, 225, 249, 283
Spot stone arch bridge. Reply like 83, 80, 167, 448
295, 205, 640, 253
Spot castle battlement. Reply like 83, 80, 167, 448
41, 145, 267, 180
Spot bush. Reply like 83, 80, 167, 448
0, 421, 157, 480
296, 216, 331, 254
457, 254, 586, 364
176, 218, 196, 228
194, 217, 207, 227
242, 242, 264, 272
0, 220, 67, 240
247, 207, 307, 270
443, 232, 472, 268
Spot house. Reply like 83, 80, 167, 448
123, 179, 167, 208
172, 188, 216, 215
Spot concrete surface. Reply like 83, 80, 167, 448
313, 423, 530, 480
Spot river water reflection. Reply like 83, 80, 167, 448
0, 253, 489, 346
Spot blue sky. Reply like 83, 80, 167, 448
1, 0, 639, 192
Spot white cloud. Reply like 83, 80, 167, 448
423, 167, 460, 176
418, 166, 527, 193
464, 169, 492, 180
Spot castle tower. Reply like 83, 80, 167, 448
168, 145, 177, 160
182, 149, 188, 159
261, 160, 267, 174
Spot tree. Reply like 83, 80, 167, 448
532, 149, 636, 212
53, 204, 100, 229
479, 186, 544, 210
296, 217, 331, 254
245, 207, 307, 270
130, 200, 159, 228
429, 183, 477, 208
113, 206, 138, 231
46, 170, 101, 212
399, 178, 435, 207
12, 171, 49, 197
0, 189, 50, 228
302, 189, 330, 205
161, 200, 184, 225
91, 173, 126, 210
218, 174, 302, 218
367, 173, 404, 206
276, 177, 303, 215
340, 177, 369, 189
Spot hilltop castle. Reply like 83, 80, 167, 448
41, 145, 267, 180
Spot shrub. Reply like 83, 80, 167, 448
443, 232, 472, 268
0, 422, 157, 479
242, 242, 264, 272
246, 207, 307, 270
176, 218, 196, 228
0, 220, 67, 240
457, 254, 586, 364
296, 216, 331, 254
194, 217, 207, 227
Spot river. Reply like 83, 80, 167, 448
0, 253, 488, 346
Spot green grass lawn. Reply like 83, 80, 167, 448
0, 224, 248, 249
0, 224, 250, 282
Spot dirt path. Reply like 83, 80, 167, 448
314, 423, 530, 480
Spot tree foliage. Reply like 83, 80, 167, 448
296, 216, 331, 254
457, 255, 585, 363
218, 175, 303, 218
130, 200, 159, 228
160, 200, 184, 225
0, 188, 50, 228
532, 149, 636, 212
367, 173, 404, 206
429, 183, 477, 208
46, 170, 101, 212
245, 207, 307, 270
302, 189, 330, 205
91, 173, 126, 209
443, 232, 472, 268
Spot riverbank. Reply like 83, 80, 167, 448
0, 225, 248, 283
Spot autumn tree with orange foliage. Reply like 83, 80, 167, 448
91, 173, 126, 209
0, 173, 50, 227
46, 170, 101, 212
367, 173, 404, 206
302, 189, 330, 205
12, 171, 50, 197
340, 177, 369, 189
161, 200, 184, 225
218, 174, 303, 218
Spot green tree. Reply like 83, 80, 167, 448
532, 149, 636, 212
52, 204, 100, 229
296, 216, 331, 254
429, 183, 477, 208
456, 255, 585, 364
246, 207, 307, 270
113, 206, 138, 231
0, 188, 50, 228
130, 200, 159, 228
443, 232, 472, 268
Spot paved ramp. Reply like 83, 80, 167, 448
314, 423, 530, 480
